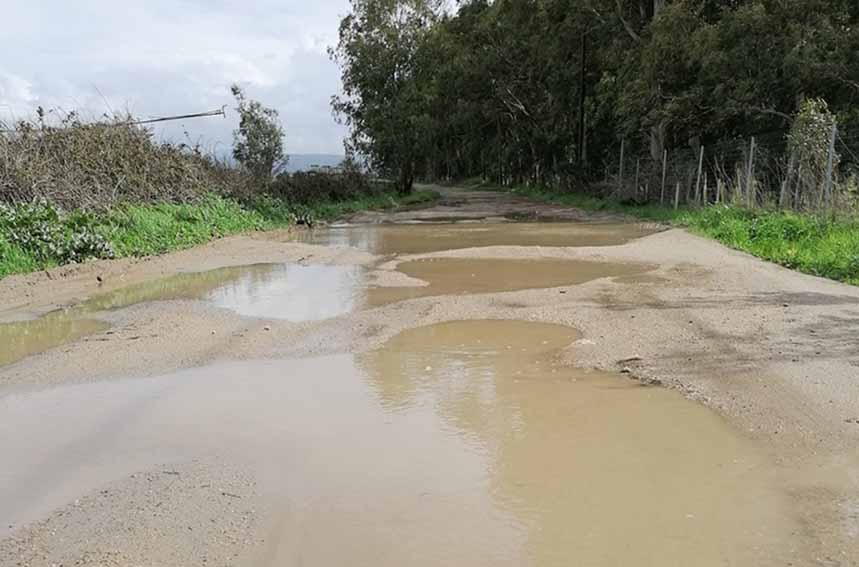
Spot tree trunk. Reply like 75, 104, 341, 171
649, 121, 665, 162
397, 160, 414, 195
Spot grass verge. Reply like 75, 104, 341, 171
495, 184, 859, 285
0, 188, 440, 280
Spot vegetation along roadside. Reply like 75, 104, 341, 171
0, 87, 439, 280
498, 183, 859, 286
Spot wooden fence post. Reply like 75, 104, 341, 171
618, 137, 625, 196
674, 182, 680, 210
634, 158, 640, 200
780, 151, 796, 209
660, 149, 668, 206
746, 137, 757, 208
694, 145, 705, 206
823, 122, 838, 210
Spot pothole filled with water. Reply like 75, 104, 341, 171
369, 257, 647, 305
0, 263, 364, 366
297, 221, 660, 255
1, 222, 657, 367
0, 320, 799, 565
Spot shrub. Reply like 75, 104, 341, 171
0, 112, 248, 209
0, 200, 114, 264
231, 85, 285, 181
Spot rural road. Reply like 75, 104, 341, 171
1, 185, 857, 566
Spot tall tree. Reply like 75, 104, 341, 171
231, 85, 285, 181
331, 0, 443, 193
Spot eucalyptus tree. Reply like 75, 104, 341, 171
331, 0, 444, 193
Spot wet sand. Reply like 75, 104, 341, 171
1, 185, 858, 565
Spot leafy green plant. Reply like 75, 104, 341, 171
0, 200, 114, 265
231, 84, 286, 181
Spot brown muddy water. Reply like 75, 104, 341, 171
0, 320, 799, 565
369, 258, 644, 305
0, 263, 365, 366
0, 222, 654, 367
0, 315, 108, 367
297, 221, 661, 255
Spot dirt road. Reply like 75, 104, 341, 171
1, 185, 857, 566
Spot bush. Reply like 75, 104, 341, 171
0, 200, 115, 265
0, 112, 249, 209
266, 166, 382, 205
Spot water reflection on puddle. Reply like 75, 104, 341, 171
0, 320, 797, 566
77, 263, 364, 321
1, 221, 657, 367
0, 264, 363, 367
0, 315, 108, 367
204, 264, 364, 320
368, 257, 646, 305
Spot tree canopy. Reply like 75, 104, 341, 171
332, 0, 859, 190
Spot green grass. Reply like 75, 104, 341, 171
0, 189, 440, 279
680, 207, 859, 285
487, 183, 859, 285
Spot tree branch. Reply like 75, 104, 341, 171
615, 0, 641, 43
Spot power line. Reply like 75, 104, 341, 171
0, 107, 227, 132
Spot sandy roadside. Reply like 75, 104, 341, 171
1, 187, 858, 564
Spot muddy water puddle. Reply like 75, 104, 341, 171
0, 315, 108, 367
298, 221, 660, 254
77, 262, 365, 320
0, 263, 364, 366
0, 320, 799, 565
370, 257, 645, 305
1, 223, 653, 367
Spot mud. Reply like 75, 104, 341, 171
0, 321, 800, 566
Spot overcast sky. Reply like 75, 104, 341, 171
0, 1, 350, 155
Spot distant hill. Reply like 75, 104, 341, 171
285, 154, 344, 173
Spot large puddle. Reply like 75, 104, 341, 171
0, 263, 365, 366
0, 320, 798, 565
369, 258, 642, 305
298, 221, 660, 255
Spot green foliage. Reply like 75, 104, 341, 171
0, 190, 440, 280
787, 99, 840, 205
332, 0, 859, 188
267, 165, 382, 205
681, 206, 859, 283
231, 85, 286, 180
492, 183, 859, 285
331, 0, 443, 194
0, 200, 115, 267
97, 196, 267, 257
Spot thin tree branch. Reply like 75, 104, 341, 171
615, 0, 641, 43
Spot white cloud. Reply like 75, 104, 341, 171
0, 0, 350, 154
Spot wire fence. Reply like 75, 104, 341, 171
597, 123, 859, 213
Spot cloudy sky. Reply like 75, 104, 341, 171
0, 1, 351, 155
